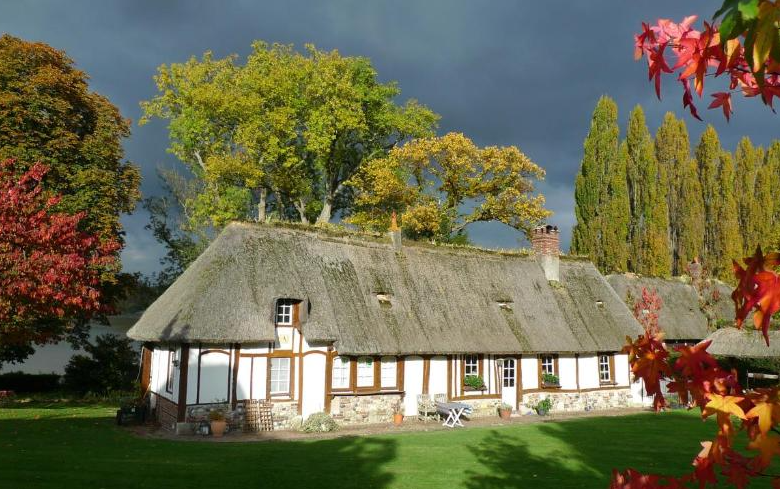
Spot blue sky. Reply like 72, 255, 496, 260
2, 1, 776, 276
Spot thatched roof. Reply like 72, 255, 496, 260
606, 274, 734, 341
127, 223, 642, 355
704, 327, 780, 358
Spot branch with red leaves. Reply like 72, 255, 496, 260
635, 0, 780, 121
0, 159, 118, 350
613, 247, 780, 488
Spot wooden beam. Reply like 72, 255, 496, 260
231, 344, 241, 409
176, 344, 190, 423
422, 357, 431, 395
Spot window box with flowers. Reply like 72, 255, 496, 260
463, 374, 486, 391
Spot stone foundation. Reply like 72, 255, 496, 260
522, 388, 631, 413
271, 401, 300, 430
457, 398, 501, 417
330, 394, 403, 425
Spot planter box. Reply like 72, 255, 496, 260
541, 382, 561, 389
463, 385, 486, 392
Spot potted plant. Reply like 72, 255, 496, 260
534, 398, 553, 416
116, 396, 147, 425
498, 402, 512, 420
541, 373, 560, 388
392, 401, 404, 426
464, 374, 486, 391
208, 408, 227, 437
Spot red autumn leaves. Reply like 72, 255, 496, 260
0, 159, 117, 345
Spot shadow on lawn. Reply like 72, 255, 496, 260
464, 413, 712, 489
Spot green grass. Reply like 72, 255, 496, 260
0, 406, 750, 488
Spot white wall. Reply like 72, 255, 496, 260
521, 357, 538, 389
403, 356, 424, 415
578, 354, 600, 389
428, 356, 448, 396
615, 353, 630, 386
559, 355, 577, 390
198, 349, 231, 403
150, 346, 178, 403
301, 354, 327, 417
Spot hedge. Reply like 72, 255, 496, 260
0, 372, 61, 393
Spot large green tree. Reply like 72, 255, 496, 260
712, 152, 743, 280
695, 125, 722, 269
626, 106, 670, 276
141, 41, 438, 236
0, 34, 140, 244
734, 137, 759, 254
571, 96, 620, 268
599, 141, 631, 272
675, 157, 705, 271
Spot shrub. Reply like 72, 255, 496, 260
542, 372, 559, 385
63, 335, 139, 395
301, 412, 338, 433
535, 398, 553, 413
0, 372, 61, 393
464, 375, 485, 389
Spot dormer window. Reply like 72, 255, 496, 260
275, 299, 295, 325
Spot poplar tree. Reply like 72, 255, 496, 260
754, 150, 774, 252
655, 112, 691, 275
695, 125, 721, 270
600, 141, 631, 272
676, 157, 705, 269
626, 106, 670, 276
766, 141, 780, 245
572, 96, 619, 267
734, 137, 758, 254
713, 152, 742, 281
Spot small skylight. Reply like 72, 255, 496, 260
376, 293, 393, 308
596, 300, 605, 308
497, 301, 513, 311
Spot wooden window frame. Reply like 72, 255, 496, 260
502, 358, 516, 388
331, 355, 351, 391
275, 299, 299, 326
460, 354, 485, 389
598, 352, 616, 385
165, 348, 175, 394
380, 356, 398, 390
266, 352, 295, 399
537, 353, 560, 387
355, 356, 379, 391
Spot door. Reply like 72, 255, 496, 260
500, 358, 517, 410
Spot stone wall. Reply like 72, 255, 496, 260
330, 393, 403, 425
522, 388, 632, 413
458, 398, 501, 417
271, 401, 300, 430
153, 394, 178, 431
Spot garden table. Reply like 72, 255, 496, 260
436, 401, 470, 428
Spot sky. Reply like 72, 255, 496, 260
3, 1, 778, 276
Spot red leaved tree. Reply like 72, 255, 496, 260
0, 159, 119, 363
634, 1, 780, 120
633, 287, 664, 339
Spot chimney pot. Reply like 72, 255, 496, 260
531, 223, 560, 282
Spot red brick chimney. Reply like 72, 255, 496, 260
531, 224, 560, 282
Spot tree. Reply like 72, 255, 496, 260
626, 106, 671, 276
655, 113, 694, 275
63, 334, 139, 395
0, 160, 118, 365
696, 126, 722, 270
676, 157, 706, 271
734, 137, 759, 254
712, 151, 743, 281
599, 142, 631, 273
754, 149, 776, 251
141, 41, 438, 235
0, 34, 140, 245
571, 96, 620, 267
346, 132, 550, 240
634, 3, 780, 120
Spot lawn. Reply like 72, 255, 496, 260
0, 406, 749, 488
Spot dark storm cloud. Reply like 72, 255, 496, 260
1, 1, 771, 273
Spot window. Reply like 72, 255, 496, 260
275, 299, 294, 325
356, 357, 375, 388
381, 357, 397, 388
332, 356, 350, 389
464, 355, 479, 376
540, 355, 555, 375
165, 349, 175, 393
599, 354, 613, 383
502, 358, 516, 388
270, 357, 291, 395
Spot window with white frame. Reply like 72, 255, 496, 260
275, 299, 294, 325
380, 356, 397, 388
599, 354, 612, 383
464, 355, 479, 376
540, 355, 555, 375
502, 358, 516, 388
332, 356, 350, 389
356, 357, 374, 388
165, 349, 176, 393
270, 357, 291, 395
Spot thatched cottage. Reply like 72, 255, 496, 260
127, 222, 643, 431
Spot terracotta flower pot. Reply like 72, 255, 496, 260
499, 408, 512, 420
393, 413, 404, 426
210, 420, 227, 437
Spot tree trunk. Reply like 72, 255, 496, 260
257, 188, 267, 222
316, 198, 332, 224
295, 199, 309, 225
